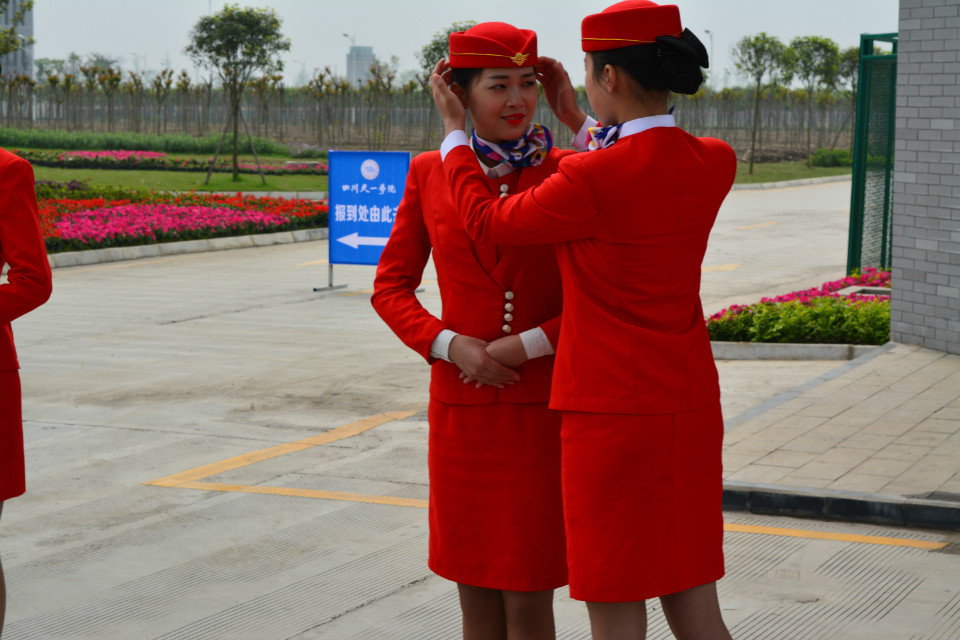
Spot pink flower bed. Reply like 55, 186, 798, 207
64, 150, 169, 161
56, 204, 289, 244
708, 267, 891, 322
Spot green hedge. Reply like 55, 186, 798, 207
811, 147, 853, 167
0, 127, 288, 155
707, 297, 890, 345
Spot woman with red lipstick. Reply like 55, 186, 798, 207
432, 2, 736, 639
372, 22, 584, 640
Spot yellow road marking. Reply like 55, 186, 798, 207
738, 221, 780, 231
296, 258, 329, 267
725, 523, 947, 550
702, 263, 741, 273
145, 409, 947, 551
144, 410, 419, 487
179, 481, 429, 508
338, 288, 374, 297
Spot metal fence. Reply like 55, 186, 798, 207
0, 79, 856, 158
847, 33, 898, 273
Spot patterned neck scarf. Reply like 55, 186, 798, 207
471, 123, 553, 168
587, 123, 622, 151
588, 107, 676, 151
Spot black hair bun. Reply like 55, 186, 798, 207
655, 28, 708, 95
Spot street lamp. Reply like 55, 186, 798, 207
703, 29, 715, 89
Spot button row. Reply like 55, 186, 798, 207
503, 290, 514, 333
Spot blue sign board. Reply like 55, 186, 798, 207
328, 150, 410, 266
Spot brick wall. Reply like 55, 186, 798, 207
891, 0, 960, 354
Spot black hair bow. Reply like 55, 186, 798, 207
655, 28, 710, 69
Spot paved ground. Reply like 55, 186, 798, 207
3, 179, 960, 639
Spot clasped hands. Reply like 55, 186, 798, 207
448, 334, 528, 389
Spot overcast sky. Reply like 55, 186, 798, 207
34, 0, 900, 87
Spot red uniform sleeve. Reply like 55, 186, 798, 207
370, 158, 447, 363
444, 145, 599, 245
538, 314, 562, 349
0, 155, 52, 325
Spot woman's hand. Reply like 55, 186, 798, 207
484, 335, 529, 369
536, 56, 587, 134
430, 58, 466, 137
449, 334, 520, 389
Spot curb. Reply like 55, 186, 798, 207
711, 342, 878, 361
722, 480, 960, 531
731, 174, 852, 190
48, 228, 329, 269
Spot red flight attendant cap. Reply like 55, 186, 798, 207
581, 0, 682, 52
448, 22, 538, 68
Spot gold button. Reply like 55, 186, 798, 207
504, 291, 515, 300
504, 302, 514, 312
499, 184, 509, 193
499, 193, 508, 199
502, 324, 512, 333
504, 313, 514, 322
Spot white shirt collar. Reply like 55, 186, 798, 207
619, 113, 677, 140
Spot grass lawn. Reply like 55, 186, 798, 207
735, 161, 851, 184
15, 146, 303, 165
32, 166, 328, 192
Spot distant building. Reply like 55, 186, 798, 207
0, 0, 34, 78
346, 45, 375, 87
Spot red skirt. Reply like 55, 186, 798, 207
560, 404, 725, 602
428, 399, 567, 591
0, 370, 25, 502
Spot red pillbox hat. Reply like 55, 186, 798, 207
448, 22, 538, 68
581, 0, 682, 52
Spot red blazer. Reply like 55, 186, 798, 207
0, 147, 52, 371
372, 148, 574, 405
446, 127, 737, 414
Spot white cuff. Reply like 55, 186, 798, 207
519, 327, 555, 359
571, 116, 598, 152
430, 329, 458, 362
440, 130, 470, 160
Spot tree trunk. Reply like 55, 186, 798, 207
232, 87, 241, 181
749, 78, 761, 175
806, 88, 813, 168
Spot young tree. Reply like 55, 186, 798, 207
151, 68, 173, 134
733, 32, 786, 175
97, 67, 122, 131
416, 20, 477, 78
0, 0, 33, 67
790, 36, 840, 167
185, 4, 290, 180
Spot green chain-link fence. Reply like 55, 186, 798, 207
847, 33, 898, 274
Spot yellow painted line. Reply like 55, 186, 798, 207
296, 258, 329, 267
144, 410, 419, 487
702, 263, 741, 273
338, 288, 374, 297
725, 523, 947, 550
738, 221, 780, 231
179, 481, 429, 508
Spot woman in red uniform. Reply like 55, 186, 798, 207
431, 2, 735, 638
0, 143, 53, 634
372, 22, 586, 640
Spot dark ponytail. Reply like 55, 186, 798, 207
591, 28, 709, 95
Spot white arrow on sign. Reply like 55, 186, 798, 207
337, 232, 390, 249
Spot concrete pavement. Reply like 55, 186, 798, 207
2, 178, 959, 638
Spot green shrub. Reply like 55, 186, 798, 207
811, 147, 853, 167
0, 127, 288, 156
707, 297, 889, 345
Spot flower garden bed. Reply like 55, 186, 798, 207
37, 181, 328, 254
707, 268, 891, 346
17, 148, 328, 176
